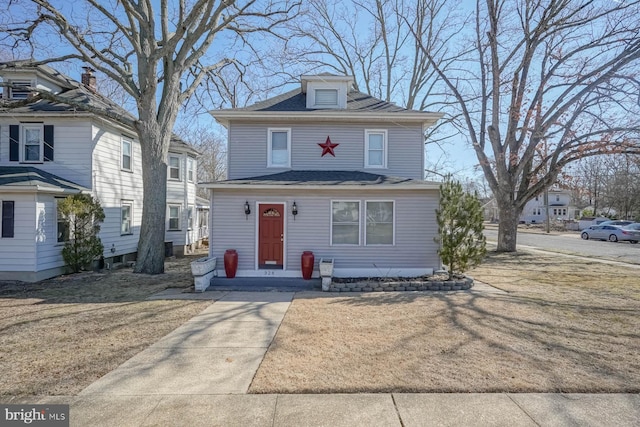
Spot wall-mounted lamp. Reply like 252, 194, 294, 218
244, 201, 251, 219
292, 201, 298, 219
110, 243, 116, 253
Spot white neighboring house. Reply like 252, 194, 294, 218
0, 62, 206, 282
520, 189, 575, 224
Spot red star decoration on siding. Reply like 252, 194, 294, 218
318, 136, 339, 157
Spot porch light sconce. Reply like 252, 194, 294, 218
244, 201, 251, 219
292, 201, 298, 219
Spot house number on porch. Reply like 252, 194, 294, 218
264, 270, 275, 276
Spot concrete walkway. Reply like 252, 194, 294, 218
82, 291, 292, 395
49, 289, 638, 426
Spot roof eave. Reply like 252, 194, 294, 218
0, 185, 87, 194
210, 110, 444, 128
199, 183, 440, 191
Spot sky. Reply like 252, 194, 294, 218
0, 0, 538, 185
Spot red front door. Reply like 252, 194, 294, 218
258, 204, 284, 269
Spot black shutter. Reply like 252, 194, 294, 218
9, 125, 19, 162
2, 201, 14, 238
44, 125, 54, 161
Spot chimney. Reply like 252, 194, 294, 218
81, 66, 97, 92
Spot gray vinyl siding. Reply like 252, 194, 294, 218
227, 121, 425, 180
209, 188, 440, 273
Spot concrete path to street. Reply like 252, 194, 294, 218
30, 288, 637, 426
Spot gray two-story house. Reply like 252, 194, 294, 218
204, 74, 443, 279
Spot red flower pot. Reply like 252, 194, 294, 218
301, 251, 314, 280
224, 249, 238, 278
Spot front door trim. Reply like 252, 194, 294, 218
255, 201, 287, 272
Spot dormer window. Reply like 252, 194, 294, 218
315, 89, 338, 107
302, 75, 353, 109
10, 80, 33, 99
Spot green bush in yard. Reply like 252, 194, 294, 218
435, 177, 486, 280
58, 194, 105, 273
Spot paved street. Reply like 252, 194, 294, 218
484, 229, 640, 265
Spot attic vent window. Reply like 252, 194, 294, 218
10, 80, 32, 99
315, 89, 338, 106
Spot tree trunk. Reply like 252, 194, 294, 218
496, 202, 520, 252
134, 121, 168, 274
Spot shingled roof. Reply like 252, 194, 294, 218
0, 166, 89, 193
211, 85, 443, 126
235, 88, 407, 113
202, 170, 440, 190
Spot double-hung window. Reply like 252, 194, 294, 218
331, 201, 360, 245
121, 137, 132, 172
121, 202, 133, 235
267, 128, 291, 168
364, 129, 387, 168
22, 124, 44, 163
168, 156, 181, 180
365, 201, 394, 245
187, 158, 194, 182
168, 204, 181, 230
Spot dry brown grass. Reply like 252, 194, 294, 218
0, 254, 210, 397
250, 251, 640, 393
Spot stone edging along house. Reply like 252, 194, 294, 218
203, 74, 443, 279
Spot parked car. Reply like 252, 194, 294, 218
598, 220, 635, 227
581, 225, 640, 243
624, 223, 640, 231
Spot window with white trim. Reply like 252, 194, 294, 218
267, 128, 291, 168
187, 157, 194, 182
331, 201, 360, 245
365, 129, 387, 168
121, 137, 132, 171
365, 201, 394, 245
121, 201, 132, 235
168, 155, 181, 180
56, 199, 70, 243
315, 89, 338, 107
168, 204, 181, 230
22, 124, 44, 163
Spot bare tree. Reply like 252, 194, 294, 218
570, 156, 607, 213
1, 0, 298, 273
411, 0, 640, 251
600, 154, 640, 220
174, 123, 227, 199
277, 0, 459, 162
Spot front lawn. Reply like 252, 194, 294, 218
0, 254, 210, 397
250, 251, 640, 393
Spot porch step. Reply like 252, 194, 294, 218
208, 277, 321, 292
